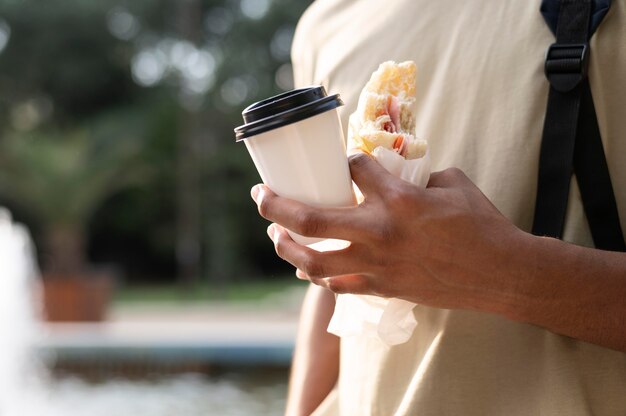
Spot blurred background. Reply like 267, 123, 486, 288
0, 0, 313, 414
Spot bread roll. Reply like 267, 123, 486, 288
348, 61, 427, 160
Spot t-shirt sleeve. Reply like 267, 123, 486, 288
290, 4, 317, 88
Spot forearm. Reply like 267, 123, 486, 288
285, 283, 339, 416
480, 231, 626, 352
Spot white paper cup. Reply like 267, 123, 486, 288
235, 86, 355, 245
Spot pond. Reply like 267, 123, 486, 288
42, 370, 288, 416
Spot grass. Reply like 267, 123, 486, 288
112, 277, 307, 304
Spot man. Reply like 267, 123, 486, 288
252, 0, 626, 414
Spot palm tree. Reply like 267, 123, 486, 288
0, 128, 149, 276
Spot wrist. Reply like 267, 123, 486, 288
494, 230, 547, 322
463, 227, 546, 322
488, 228, 626, 350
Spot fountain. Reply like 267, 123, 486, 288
0, 209, 287, 415
0, 208, 50, 416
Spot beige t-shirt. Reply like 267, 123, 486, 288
291, 0, 626, 415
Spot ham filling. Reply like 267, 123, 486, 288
379, 95, 409, 157
387, 95, 401, 132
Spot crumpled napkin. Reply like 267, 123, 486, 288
326, 147, 430, 346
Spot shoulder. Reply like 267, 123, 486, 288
291, 0, 365, 87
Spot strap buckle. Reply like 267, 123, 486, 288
544, 43, 589, 92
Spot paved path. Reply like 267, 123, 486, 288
39, 288, 305, 367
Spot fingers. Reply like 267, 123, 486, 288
427, 167, 469, 188
297, 269, 373, 295
267, 223, 369, 282
348, 152, 397, 198
252, 185, 367, 240
325, 274, 373, 295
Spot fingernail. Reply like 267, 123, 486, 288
267, 223, 276, 239
251, 185, 263, 204
347, 147, 364, 157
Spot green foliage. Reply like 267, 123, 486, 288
0, 0, 313, 283
113, 277, 305, 304
0, 120, 150, 229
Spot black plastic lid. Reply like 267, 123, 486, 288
234, 86, 343, 141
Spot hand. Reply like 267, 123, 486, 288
251, 153, 527, 311
252, 152, 626, 351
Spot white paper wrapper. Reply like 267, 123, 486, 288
327, 147, 430, 346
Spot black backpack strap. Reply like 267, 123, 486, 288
574, 79, 625, 251
533, 0, 625, 251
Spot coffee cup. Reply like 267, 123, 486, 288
235, 86, 355, 246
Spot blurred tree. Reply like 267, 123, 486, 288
0, 123, 150, 274
0, 0, 313, 288
174, 0, 204, 287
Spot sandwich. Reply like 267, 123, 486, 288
348, 61, 427, 160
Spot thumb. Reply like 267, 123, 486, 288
348, 152, 397, 198
427, 167, 468, 188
